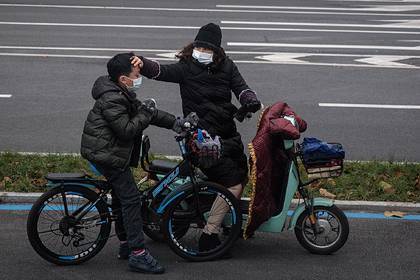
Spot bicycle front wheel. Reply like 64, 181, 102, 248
27, 185, 111, 265
162, 181, 242, 262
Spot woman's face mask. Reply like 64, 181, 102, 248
192, 48, 213, 65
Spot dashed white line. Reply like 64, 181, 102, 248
319, 103, 420, 109
0, 94, 12, 98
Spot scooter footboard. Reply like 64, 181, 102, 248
288, 198, 334, 230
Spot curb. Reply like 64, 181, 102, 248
1, 192, 419, 213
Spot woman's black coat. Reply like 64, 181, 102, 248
141, 56, 255, 187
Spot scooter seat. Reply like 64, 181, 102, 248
149, 160, 178, 174
45, 173, 86, 181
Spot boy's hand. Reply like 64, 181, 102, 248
130, 56, 143, 68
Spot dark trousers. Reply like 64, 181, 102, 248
95, 165, 145, 251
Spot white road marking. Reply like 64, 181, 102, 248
223, 26, 420, 35
0, 94, 12, 98
2, 21, 419, 35
0, 21, 200, 29
319, 103, 420, 109
0, 46, 178, 52
0, 52, 176, 61
227, 42, 420, 51
221, 20, 420, 29
256, 53, 419, 68
216, 4, 420, 12
354, 55, 414, 67
378, 19, 420, 27
327, 0, 420, 2
1, 52, 419, 69
0, 3, 419, 17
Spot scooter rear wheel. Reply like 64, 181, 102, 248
294, 205, 349, 254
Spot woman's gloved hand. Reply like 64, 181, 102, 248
239, 90, 261, 113
172, 112, 199, 133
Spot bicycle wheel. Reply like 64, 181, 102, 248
162, 182, 242, 262
27, 185, 111, 265
294, 205, 349, 254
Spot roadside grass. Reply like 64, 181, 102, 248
0, 152, 419, 202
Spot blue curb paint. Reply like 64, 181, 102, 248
1, 204, 420, 221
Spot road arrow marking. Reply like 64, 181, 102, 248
354, 55, 415, 67
255, 53, 306, 64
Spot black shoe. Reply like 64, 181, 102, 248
118, 242, 129, 260
199, 232, 221, 252
128, 249, 165, 274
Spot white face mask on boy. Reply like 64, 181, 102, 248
192, 49, 213, 65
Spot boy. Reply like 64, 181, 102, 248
81, 52, 189, 274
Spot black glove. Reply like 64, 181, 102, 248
141, 98, 157, 113
172, 112, 199, 134
239, 91, 261, 113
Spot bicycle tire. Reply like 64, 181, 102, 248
27, 185, 111, 265
162, 181, 242, 262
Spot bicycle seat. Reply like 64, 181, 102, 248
45, 173, 86, 181
149, 160, 178, 174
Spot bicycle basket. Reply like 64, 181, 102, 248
188, 129, 221, 169
299, 137, 345, 179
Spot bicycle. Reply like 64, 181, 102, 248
27, 121, 242, 265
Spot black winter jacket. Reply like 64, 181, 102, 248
140, 57, 255, 158
140, 56, 255, 186
81, 76, 175, 170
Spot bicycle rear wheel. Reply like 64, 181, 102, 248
27, 185, 111, 265
162, 182, 242, 262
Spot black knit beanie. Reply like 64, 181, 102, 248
193, 23, 222, 50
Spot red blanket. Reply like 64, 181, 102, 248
244, 102, 307, 239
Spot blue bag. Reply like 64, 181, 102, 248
301, 137, 345, 163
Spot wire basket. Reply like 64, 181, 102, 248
298, 141, 344, 179
302, 158, 343, 179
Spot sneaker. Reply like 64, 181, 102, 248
128, 249, 165, 274
199, 232, 221, 251
118, 242, 129, 260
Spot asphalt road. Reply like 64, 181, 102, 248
0, 0, 419, 161
1, 210, 419, 280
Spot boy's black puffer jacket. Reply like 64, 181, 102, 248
81, 76, 175, 170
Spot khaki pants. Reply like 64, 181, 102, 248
203, 184, 243, 234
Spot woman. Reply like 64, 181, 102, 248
132, 23, 261, 252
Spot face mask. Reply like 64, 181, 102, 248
127, 76, 143, 91
192, 49, 213, 65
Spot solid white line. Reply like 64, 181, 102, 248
0, 52, 177, 61
1, 46, 420, 58
223, 26, 420, 35
216, 4, 420, 12
0, 21, 200, 29
0, 46, 178, 52
319, 103, 420, 109
0, 94, 12, 98
1, 3, 420, 17
3, 21, 420, 35
221, 20, 420, 29
227, 42, 420, 51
